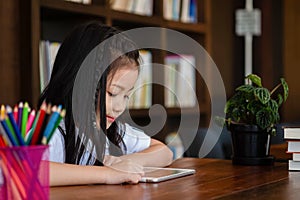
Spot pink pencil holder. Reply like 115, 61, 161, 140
0, 145, 49, 200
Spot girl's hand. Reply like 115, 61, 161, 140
104, 159, 144, 184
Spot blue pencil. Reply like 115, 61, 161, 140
6, 105, 25, 145
42, 105, 61, 139
0, 117, 18, 146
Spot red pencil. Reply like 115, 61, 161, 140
30, 102, 47, 145
13, 105, 18, 122
0, 135, 6, 147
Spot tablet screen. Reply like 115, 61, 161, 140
140, 167, 196, 183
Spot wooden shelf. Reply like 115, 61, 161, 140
127, 106, 208, 118
164, 20, 207, 34
110, 10, 162, 26
41, 0, 108, 17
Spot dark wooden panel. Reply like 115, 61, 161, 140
253, 0, 283, 90
283, 0, 300, 123
0, 0, 21, 105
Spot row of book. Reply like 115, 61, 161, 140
128, 50, 152, 109
284, 127, 300, 170
39, 40, 60, 91
164, 54, 196, 108
110, 0, 197, 23
164, 0, 197, 23
129, 53, 196, 108
110, 0, 153, 16
63, 0, 198, 23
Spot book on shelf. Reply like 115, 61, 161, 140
164, 54, 196, 108
180, 0, 197, 23
289, 160, 300, 171
287, 140, 300, 153
39, 40, 61, 91
283, 127, 300, 140
163, 0, 181, 21
163, 0, 197, 23
128, 50, 152, 109
110, 0, 153, 16
293, 153, 300, 162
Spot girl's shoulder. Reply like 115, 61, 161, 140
118, 122, 151, 154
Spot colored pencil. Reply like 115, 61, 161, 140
21, 102, 29, 138
42, 105, 60, 139
0, 124, 12, 146
25, 111, 40, 145
43, 109, 65, 144
17, 102, 23, 130
26, 109, 36, 134
13, 105, 18, 122
5, 117, 20, 146
0, 116, 18, 146
30, 102, 47, 145
0, 135, 6, 147
6, 105, 25, 145
0, 120, 5, 135
1, 104, 5, 118
36, 103, 52, 144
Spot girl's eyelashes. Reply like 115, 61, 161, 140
107, 91, 131, 99
107, 91, 117, 97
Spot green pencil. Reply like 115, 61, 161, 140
21, 102, 29, 138
5, 117, 19, 146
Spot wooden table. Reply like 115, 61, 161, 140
50, 158, 300, 200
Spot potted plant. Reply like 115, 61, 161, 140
224, 74, 289, 165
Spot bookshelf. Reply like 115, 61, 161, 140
26, 0, 212, 141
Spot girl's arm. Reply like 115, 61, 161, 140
107, 139, 173, 167
49, 159, 144, 186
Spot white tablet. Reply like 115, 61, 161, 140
140, 167, 196, 183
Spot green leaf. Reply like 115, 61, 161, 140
236, 85, 254, 93
280, 78, 289, 102
268, 99, 279, 112
224, 99, 234, 114
246, 74, 262, 87
277, 94, 283, 106
231, 107, 242, 122
256, 109, 273, 130
254, 88, 270, 104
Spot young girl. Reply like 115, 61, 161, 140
39, 22, 173, 186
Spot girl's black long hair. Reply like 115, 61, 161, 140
38, 21, 140, 165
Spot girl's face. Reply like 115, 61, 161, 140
97, 65, 139, 129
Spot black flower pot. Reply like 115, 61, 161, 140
229, 124, 274, 165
